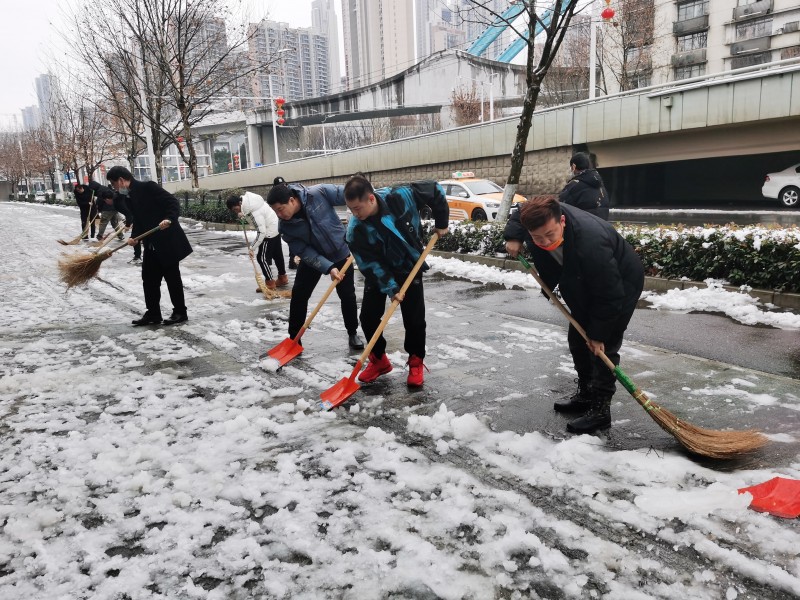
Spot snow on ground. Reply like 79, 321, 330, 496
1, 204, 799, 599
426, 257, 800, 330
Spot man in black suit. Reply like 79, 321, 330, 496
106, 166, 193, 326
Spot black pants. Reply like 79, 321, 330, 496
142, 251, 186, 317
360, 275, 426, 359
133, 242, 141, 260
288, 258, 358, 338
256, 235, 286, 280
79, 204, 96, 238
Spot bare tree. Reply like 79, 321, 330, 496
596, 0, 656, 93
538, 15, 591, 107
451, 85, 489, 126
47, 81, 120, 183
0, 132, 26, 194
457, 0, 582, 221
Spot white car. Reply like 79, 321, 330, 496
762, 163, 800, 208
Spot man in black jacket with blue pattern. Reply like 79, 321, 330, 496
344, 174, 449, 387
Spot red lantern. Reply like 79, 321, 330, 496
277, 118, 285, 126
276, 108, 285, 117
601, 6, 615, 20
275, 97, 285, 107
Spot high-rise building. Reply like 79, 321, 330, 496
600, 0, 800, 94
249, 20, 331, 101
20, 106, 40, 131
455, 0, 515, 61
312, 0, 342, 90
340, 0, 415, 89
417, 0, 467, 56
35, 73, 55, 124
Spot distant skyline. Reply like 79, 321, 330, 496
0, 0, 321, 128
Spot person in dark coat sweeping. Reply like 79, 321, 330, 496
73, 181, 106, 240
106, 166, 193, 326
559, 152, 610, 220
504, 196, 643, 433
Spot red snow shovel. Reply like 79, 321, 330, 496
320, 233, 440, 410
265, 255, 354, 366
738, 477, 800, 518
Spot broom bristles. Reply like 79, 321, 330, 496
255, 272, 292, 300
632, 388, 768, 459
58, 251, 112, 289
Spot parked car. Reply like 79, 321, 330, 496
762, 163, 800, 208
437, 172, 527, 221
34, 190, 46, 202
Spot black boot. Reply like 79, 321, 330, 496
132, 312, 162, 326
566, 395, 612, 433
554, 378, 592, 413
162, 311, 188, 326
348, 332, 365, 350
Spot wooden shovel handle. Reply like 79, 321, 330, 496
300, 255, 354, 332
518, 255, 616, 372
355, 233, 439, 365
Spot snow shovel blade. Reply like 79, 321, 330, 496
266, 338, 303, 366
738, 476, 800, 518
319, 375, 361, 411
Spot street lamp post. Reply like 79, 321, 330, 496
268, 74, 280, 165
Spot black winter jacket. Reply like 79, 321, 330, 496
559, 169, 609, 220
125, 179, 192, 266
504, 203, 643, 341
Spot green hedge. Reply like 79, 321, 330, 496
618, 224, 800, 293
421, 220, 800, 293
10, 193, 76, 206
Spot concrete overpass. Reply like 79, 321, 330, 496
165, 58, 800, 206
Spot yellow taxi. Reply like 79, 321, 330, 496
437, 172, 527, 221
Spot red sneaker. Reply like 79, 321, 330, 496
358, 353, 392, 383
406, 355, 428, 387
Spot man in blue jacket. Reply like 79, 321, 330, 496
266, 183, 364, 350
343, 174, 449, 387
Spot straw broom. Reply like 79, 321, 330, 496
58, 225, 161, 289
57, 192, 96, 245
241, 224, 291, 300
89, 223, 127, 252
517, 255, 767, 460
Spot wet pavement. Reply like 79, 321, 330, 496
180, 226, 800, 473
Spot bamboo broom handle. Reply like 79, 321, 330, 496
107, 225, 162, 256
518, 255, 617, 372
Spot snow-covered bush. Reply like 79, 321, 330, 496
422, 221, 800, 293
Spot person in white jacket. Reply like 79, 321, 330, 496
227, 191, 288, 290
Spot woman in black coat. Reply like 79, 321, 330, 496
504, 198, 643, 434
106, 166, 193, 326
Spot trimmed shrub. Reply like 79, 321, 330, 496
421, 220, 800, 293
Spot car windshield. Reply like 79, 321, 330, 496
463, 180, 502, 195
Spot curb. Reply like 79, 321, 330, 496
430, 250, 800, 312
178, 217, 799, 312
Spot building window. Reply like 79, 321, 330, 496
675, 64, 706, 79
735, 16, 772, 40
629, 73, 652, 89
731, 50, 772, 68
677, 0, 708, 21
737, 0, 760, 5
677, 31, 708, 51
